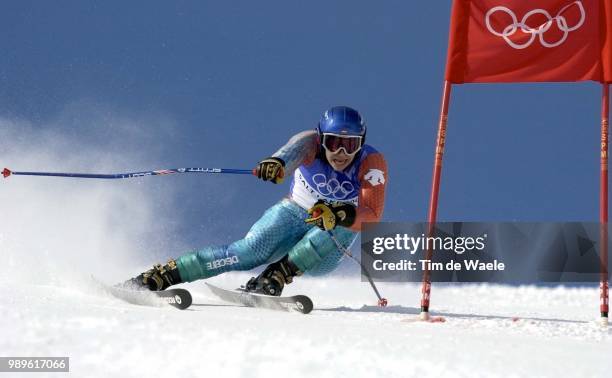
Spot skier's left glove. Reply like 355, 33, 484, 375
305, 200, 356, 231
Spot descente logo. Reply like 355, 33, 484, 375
207, 256, 240, 270
364, 169, 385, 186
163, 295, 182, 305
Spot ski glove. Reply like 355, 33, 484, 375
255, 157, 285, 184
305, 200, 356, 231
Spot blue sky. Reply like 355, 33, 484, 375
1, 1, 606, 251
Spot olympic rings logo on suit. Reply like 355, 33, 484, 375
485, 1, 585, 50
312, 173, 355, 199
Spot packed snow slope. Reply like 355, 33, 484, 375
1, 118, 611, 377
1, 275, 611, 378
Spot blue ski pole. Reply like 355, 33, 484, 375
2, 167, 256, 180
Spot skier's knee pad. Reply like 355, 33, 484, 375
288, 228, 357, 274
306, 248, 344, 276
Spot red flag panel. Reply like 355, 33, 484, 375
603, 0, 612, 81
445, 0, 611, 83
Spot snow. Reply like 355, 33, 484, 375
1, 121, 611, 377
1, 275, 610, 378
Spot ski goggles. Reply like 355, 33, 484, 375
321, 133, 364, 156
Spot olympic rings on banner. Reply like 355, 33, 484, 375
485, 1, 585, 49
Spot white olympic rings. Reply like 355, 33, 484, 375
312, 173, 355, 200
485, 1, 585, 49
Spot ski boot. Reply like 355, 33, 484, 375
124, 259, 183, 291
244, 255, 302, 296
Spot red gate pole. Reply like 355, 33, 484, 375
419, 80, 453, 320
601, 83, 609, 326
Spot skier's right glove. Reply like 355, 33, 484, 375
255, 157, 285, 184
305, 200, 356, 231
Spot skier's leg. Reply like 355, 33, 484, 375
126, 200, 307, 290
288, 227, 358, 276
176, 199, 307, 281
242, 215, 358, 295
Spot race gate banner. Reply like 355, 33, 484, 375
445, 0, 612, 83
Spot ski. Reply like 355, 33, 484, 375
205, 283, 313, 314
103, 283, 193, 310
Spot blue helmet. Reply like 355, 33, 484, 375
317, 106, 366, 138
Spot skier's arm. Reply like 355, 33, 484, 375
271, 130, 319, 174
350, 153, 388, 231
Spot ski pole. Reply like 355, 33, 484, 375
2, 167, 256, 180
327, 230, 388, 307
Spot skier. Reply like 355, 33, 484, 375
126, 105, 387, 296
